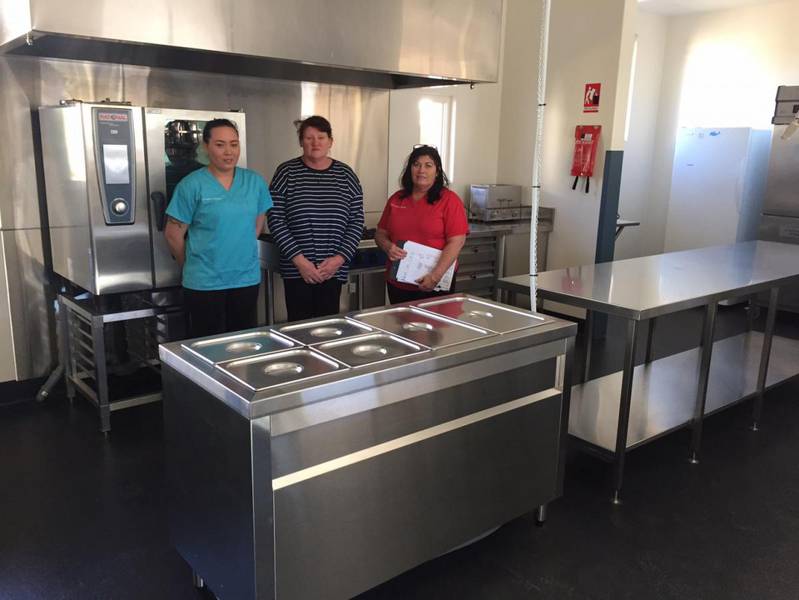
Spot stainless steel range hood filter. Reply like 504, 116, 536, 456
0, 0, 502, 88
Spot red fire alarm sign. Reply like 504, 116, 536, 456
583, 83, 601, 113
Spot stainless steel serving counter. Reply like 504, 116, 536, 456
160, 294, 576, 600
497, 241, 799, 504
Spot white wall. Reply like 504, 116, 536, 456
645, 0, 799, 253
542, 0, 636, 270
616, 10, 668, 259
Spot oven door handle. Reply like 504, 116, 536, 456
151, 191, 167, 232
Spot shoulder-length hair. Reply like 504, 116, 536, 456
399, 145, 449, 204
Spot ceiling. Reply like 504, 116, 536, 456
638, 0, 774, 15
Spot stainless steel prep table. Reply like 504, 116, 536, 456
496, 241, 799, 503
159, 294, 576, 600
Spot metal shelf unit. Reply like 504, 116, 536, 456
59, 293, 184, 432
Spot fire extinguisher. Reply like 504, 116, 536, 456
570, 125, 601, 193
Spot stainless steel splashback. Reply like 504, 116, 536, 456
0, 0, 502, 88
0, 53, 390, 379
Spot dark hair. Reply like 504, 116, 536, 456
399, 145, 449, 204
294, 115, 333, 144
202, 118, 239, 143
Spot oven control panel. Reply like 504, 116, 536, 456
93, 107, 135, 225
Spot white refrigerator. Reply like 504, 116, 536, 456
664, 127, 771, 253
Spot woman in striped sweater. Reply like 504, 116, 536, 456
267, 116, 365, 322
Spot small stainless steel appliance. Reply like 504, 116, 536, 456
468, 184, 522, 222
39, 101, 247, 294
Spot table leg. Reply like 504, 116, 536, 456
58, 295, 75, 405
535, 504, 547, 526
611, 318, 639, 505
555, 336, 575, 497
746, 296, 756, 332
92, 315, 111, 433
61, 296, 75, 401
688, 301, 718, 464
37, 296, 69, 402
494, 235, 507, 302
192, 571, 205, 589
266, 271, 275, 325
582, 310, 594, 383
645, 317, 656, 363
751, 287, 780, 431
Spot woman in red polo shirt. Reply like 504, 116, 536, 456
375, 145, 469, 304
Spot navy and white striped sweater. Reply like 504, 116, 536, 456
267, 157, 364, 282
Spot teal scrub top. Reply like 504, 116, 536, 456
166, 167, 273, 291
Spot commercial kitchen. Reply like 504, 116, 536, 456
2, 1, 799, 599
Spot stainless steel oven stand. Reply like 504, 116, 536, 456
39, 293, 181, 433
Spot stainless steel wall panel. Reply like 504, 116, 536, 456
0, 58, 40, 230
15, 0, 501, 84
1, 229, 50, 380
0, 237, 16, 382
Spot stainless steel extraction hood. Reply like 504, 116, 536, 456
0, 0, 502, 88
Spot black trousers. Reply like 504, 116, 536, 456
183, 284, 260, 339
283, 278, 343, 322
386, 281, 454, 305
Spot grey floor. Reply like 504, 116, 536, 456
1, 304, 797, 599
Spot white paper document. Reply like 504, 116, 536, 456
394, 241, 455, 291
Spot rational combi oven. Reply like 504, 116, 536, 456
39, 102, 247, 294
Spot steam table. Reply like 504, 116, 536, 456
497, 241, 799, 503
160, 295, 576, 599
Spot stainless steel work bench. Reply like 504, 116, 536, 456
497, 241, 799, 503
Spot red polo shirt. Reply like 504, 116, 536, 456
377, 187, 469, 289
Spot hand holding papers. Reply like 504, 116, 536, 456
392, 240, 455, 292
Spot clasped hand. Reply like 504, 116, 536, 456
295, 255, 343, 284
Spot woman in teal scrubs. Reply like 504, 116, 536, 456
165, 119, 273, 338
